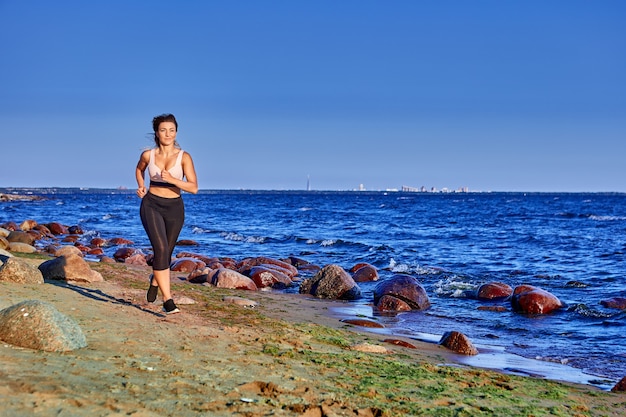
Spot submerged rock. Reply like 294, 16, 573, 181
373, 274, 430, 311
510, 285, 563, 315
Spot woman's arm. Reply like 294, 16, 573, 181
135, 150, 149, 198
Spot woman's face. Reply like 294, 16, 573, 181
157, 121, 177, 146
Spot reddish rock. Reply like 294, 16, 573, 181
373, 274, 430, 311
33, 224, 52, 237
170, 257, 205, 273
340, 318, 385, 328
510, 285, 563, 314
476, 282, 513, 300
176, 252, 216, 264
248, 265, 292, 289
0, 221, 19, 231
109, 237, 134, 245
283, 256, 311, 268
238, 256, 298, 278
87, 248, 104, 256
383, 338, 418, 349
611, 376, 626, 392
298, 263, 322, 275
375, 294, 413, 312
46, 222, 68, 235
125, 254, 148, 266
62, 235, 79, 243
600, 297, 626, 310
439, 331, 478, 355
299, 264, 361, 300
352, 264, 379, 282
176, 239, 198, 246
90, 237, 107, 247
113, 247, 137, 262
350, 262, 371, 273
211, 268, 257, 291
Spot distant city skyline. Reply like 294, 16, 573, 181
1, 1, 624, 192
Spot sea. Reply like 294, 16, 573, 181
1, 188, 625, 390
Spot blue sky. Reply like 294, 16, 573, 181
1, 0, 624, 192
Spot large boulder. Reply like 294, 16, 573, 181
510, 285, 563, 314
351, 263, 379, 282
373, 274, 430, 311
0, 257, 44, 284
248, 265, 292, 289
8, 242, 37, 253
475, 282, 513, 300
211, 268, 258, 291
38, 254, 104, 283
0, 300, 86, 352
299, 264, 361, 300
7, 230, 36, 245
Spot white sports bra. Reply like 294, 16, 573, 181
147, 148, 185, 182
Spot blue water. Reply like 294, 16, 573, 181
2, 188, 625, 387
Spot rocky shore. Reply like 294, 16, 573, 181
0, 221, 625, 416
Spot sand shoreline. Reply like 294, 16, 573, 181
1, 255, 624, 416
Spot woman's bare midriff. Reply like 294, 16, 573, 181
148, 186, 181, 198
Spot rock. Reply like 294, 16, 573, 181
170, 257, 205, 273
383, 338, 418, 349
19, 219, 38, 231
0, 226, 11, 237
45, 222, 69, 235
223, 296, 258, 308
90, 237, 107, 247
352, 264, 379, 282
238, 256, 298, 278
125, 253, 148, 266
0, 300, 87, 352
439, 331, 478, 355
375, 294, 413, 312
510, 285, 563, 314
600, 297, 626, 310
372, 274, 430, 311
340, 318, 385, 328
211, 268, 258, 291
476, 282, 513, 300
299, 264, 361, 300
350, 342, 390, 354
38, 254, 104, 283
0, 257, 44, 284
67, 225, 84, 235
7, 231, 36, 245
188, 267, 213, 284
8, 242, 37, 253
176, 239, 198, 246
0, 236, 9, 250
477, 306, 508, 312
54, 245, 84, 258
0, 222, 18, 231
611, 376, 626, 392
248, 265, 292, 289
113, 247, 137, 262
109, 237, 134, 245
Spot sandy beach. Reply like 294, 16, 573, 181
1, 255, 624, 417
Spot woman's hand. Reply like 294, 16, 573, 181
160, 169, 173, 183
137, 186, 147, 198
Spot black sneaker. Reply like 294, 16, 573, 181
147, 274, 159, 303
163, 299, 180, 314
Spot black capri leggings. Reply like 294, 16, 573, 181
140, 192, 185, 270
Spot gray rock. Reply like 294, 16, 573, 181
0, 300, 87, 351
0, 257, 44, 284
